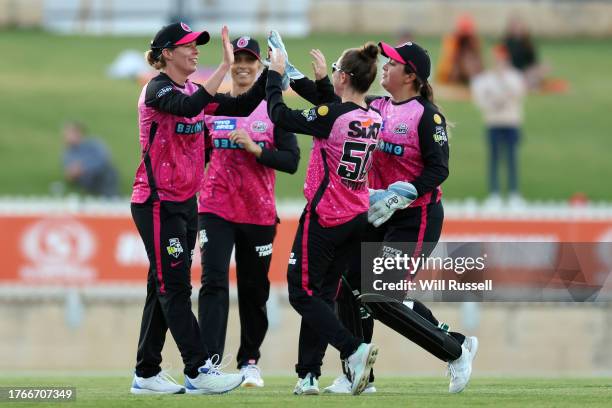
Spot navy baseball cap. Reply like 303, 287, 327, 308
379, 41, 431, 79
150, 22, 210, 52
231, 36, 260, 60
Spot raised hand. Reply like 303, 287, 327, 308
310, 49, 328, 80
221, 25, 234, 67
270, 48, 286, 76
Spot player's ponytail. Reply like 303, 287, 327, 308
403, 64, 436, 108
419, 79, 435, 105
145, 50, 166, 70
339, 41, 379, 93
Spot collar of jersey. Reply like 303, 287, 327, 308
159, 72, 186, 89
390, 95, 420, 106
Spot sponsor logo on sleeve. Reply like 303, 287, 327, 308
167, 238, 184, 258
213, 119, 237, 131
433, 113, 443, 125
251, 121, 268, 133
433, 126, 448, 146
156, 85, 173, 99
301, 108, 317, 122
317, 105, 329, 116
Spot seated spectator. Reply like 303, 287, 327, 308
470, 45, 526, 208
436, 14, 484, 85
62, 121, 119, 197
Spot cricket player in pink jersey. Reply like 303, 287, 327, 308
129, 23, 268, 395
273, 34, 478, 394
266, 42, 383, 396
197, 37, 299, 388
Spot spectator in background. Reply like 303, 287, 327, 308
62, 121, 119, 197
436, 14, 484, 85
471, 45, 526, 207
504, 15, 550, 91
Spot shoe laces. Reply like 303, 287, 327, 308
333, 375, 350, 386
446, 362, 459, 380
202, 354, 233, 376
156, 370, 181, 386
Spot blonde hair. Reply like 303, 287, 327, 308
145, 50, 166, 70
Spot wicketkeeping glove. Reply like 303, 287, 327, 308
368, 188, 386, 205
267, 30, 305, 81
368, 182, 418, 227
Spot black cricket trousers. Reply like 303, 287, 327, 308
198, 212, 276, 369
131, 196, 207, 379
287, 208, 367, 378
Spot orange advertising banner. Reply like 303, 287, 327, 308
0, 213, 611, 285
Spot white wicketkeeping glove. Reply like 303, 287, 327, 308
367, 182, 418, 227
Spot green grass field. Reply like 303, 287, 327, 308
1, 30, 611, 200
1, 376, 611, 408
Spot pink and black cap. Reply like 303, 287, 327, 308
150, 22, 210, 59
231, 36, 260, 60
379, 41, 431, 79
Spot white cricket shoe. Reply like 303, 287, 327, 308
130, 371, 185, 395
293, 373, 319, 395
240, 364, 264, 388
324, 374, 376, 394
448, 336, 479, 393
345, 343, 379, 395
184, 356, 244, 395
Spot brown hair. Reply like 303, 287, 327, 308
145, 50, 166, 70
339, 42, 379, 93
404, 64, 436, 107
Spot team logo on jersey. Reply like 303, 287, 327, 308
175, 121, 204, 134
237, 36, 250, 48
433, 113, 443, 125
393, 123, 408, 134
377, 139, 404, 156
255, 243, 273, 257
288, 252, 297, 265
167, 238, 184, 258
213, 119, 237, 131
251, 121, 268, 133
180, 22, 192, 32
156, 85, 173, 99
433, 126, 448, 146
301, 108, 317, 122
317, 105, 329, 116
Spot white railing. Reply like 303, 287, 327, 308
2, 195, 612, 220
